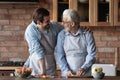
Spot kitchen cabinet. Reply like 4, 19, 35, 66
76, 0, 94, 26
114, 0, 120, 26
52, 0, 116, 26
94, 0, 114, 26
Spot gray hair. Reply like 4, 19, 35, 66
62, 9, 80, 24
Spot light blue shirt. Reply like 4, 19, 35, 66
24, 21, 63, 69
55, 27, 96, 76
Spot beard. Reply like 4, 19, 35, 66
65, 26, 70, 32
42, 23, 50, 30
45, 24, 50, 29
65, 27, 70, 32
37, 24, 50, 31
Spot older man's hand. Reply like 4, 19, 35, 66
76, 68, 85, 76
66, 70, 73, 76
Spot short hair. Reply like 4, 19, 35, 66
62, 9, 80, 24
32, 7, 50, 24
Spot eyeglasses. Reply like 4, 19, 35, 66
62, 21, 70, 25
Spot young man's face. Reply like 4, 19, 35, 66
37, 16, 50, 30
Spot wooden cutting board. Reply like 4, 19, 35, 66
67, 75, 93, 78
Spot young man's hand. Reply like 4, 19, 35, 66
82, 26, 92, 32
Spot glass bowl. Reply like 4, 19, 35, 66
15, 67, 32, 78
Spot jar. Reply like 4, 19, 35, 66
105, 0, 109, 2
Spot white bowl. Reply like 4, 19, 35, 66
92, 73, 105, 79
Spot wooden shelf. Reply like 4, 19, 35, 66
0, 66, 22, 71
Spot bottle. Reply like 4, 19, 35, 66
106, 13, 109, 22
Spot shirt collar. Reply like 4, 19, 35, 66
32, 21, 37, 27
65, 27, 83, 36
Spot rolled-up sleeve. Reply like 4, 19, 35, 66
81, 31, 96, 70
25, 27, 45, 60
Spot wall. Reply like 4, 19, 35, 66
91, 26, 120, 67
0, 0, 120, 69
0, 0, 52, 62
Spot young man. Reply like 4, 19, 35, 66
24, 7, 63, 76
55, 9, 96, 77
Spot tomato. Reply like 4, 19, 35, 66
21, 67, 26, 73
27, 68, 32, 72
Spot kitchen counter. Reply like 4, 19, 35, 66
0, 66, 22, 70
0, 76, 120, 80
0, 66, 61, 76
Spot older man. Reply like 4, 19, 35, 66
55, 9, 96, 77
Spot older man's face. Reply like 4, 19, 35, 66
62, 17, 71, 32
